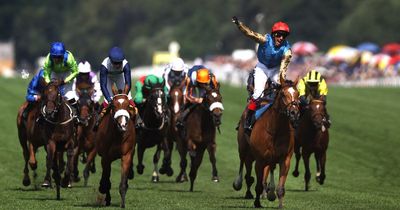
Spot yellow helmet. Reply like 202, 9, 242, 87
305, 70, 321, 83
196, 68, 210, 83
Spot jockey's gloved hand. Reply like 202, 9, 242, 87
232, 16, 239, 25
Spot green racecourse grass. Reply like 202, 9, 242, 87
0, 77, 399, 210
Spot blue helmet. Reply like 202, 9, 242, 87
108, 47, 125, 63
50, 42, 66, 57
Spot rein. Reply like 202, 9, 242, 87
41, 103, 75, 125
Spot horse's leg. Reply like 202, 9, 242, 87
83, 148, 97, 186
302, 149, 311, 191
316, 151, 327, 185
232, 159, 243, 191
43, 141, 55, 188
159, 137, 174, 176
136, 143, 145, 175
28, 143, 38, 171
98, 157, 112, 206
71, 143, 80, 183
62, 141, 75, 188
207, 142, 219, 182
175, 135, 188, 183
21, 140, 31, 186
189, 147, 205, 192
53, 150, 61, 200
119, 149, 133, 208
292, 142, 301, 177
266, 166, 276, 201
151, 144, 162, 182
253, 161, 265, 208
244, 158, 255, 199
276, 153, 293, 209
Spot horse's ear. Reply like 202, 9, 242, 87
40, 77, 48, 87
123, 84, 129, 95
111, 83, 118, 95
294, 76, 299, 87
76, 88, 81, 97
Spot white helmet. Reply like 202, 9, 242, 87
78, 61, 91, 73
170, 57, 185, 72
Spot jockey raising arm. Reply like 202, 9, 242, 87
42, 42, 78, 104
232, 16, 292, 132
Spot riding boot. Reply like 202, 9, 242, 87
244, 109, 255, 134
176, 107, 191, 129
22, 102, 34, 119
93, 106, 109, 131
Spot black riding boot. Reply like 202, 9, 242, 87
244, 109, 255, 134
22, 102, 34, 119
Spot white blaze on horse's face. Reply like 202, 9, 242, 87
118, 98, 125, 105
288, 87, 296, 101
157, 97, 163, 114
211, 92, 218, 98
173, 91, 180, 114
316, 104, 320, 110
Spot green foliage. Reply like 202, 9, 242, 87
0, 0, 399, 66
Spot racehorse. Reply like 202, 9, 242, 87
167, 80, 188, 182
250, 76, 300, 208
292, 98, 329, 191
39, 80, 76, 199
73, 83, 97, 186
95, 85, 135, 208
136, 82, 173, 182
17, 95, 46, 187
184, 84, 224, 191
233, 83, 277, 199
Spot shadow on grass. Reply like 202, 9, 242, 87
8, 186, 45, 192
74, 203, 119, 208
18, 197, 65, 201
286, 188, 318, 192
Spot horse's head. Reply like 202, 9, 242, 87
169, 80, 185, 114
277, 76, 300, 128
41, 80, 63, 119
76, 86, 95, 126
203, 84, 224, 126
308, 99, 326, 130
111, 84, 131, 132
147, 83, 167, 119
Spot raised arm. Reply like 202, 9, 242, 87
279, 49, 292, 79
232, 16, 266, 44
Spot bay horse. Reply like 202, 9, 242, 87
17, 95, 46, 187
250, 76, 300, 208
39, 80, 76, 199
292, 98, 329, 191
136, 82, 173, 182
73, 83, 97, 186
167, 80, 188, 182
95, 85, 135, 208
184, 84, 224, 191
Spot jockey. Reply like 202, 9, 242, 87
73, 61, 102, 110
176, 65, 219, 127
93, 46, 134, 131
43, 42, 79, 110
163, 57, 188, 92
297, 69, 331, 127
22, 69, 45, 119
134, 74, 168, 127
232, 16, 292, 132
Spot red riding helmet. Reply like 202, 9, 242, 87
271, 21, 290, 34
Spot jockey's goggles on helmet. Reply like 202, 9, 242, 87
273, 31, 288, 38
51, 55, 63, 59
111, 61, 122, 65
307, 81, 319, 87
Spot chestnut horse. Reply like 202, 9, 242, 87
292, 98, 329, 191
95, 85, 135, 208
184, 84, 224, 191
250, 76, 300, 208
17, 97, 46, 187
73, 83, 97, 186
136, 83, 172, 182
167, 81, 188, 182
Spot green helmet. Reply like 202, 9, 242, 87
144, 74, 164, 89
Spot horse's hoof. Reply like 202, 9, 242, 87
137, 165, 144, 175
90, 166, 96, 173
211, 176, 219, 182
254, 199, 262, 208
292, 170, 299, 177
128, 169, 134, 180
232, 180, 242, 191
151, 176, 159, 183
267, 192, 277, 201
166, 167, 174, 177
41, 180, 51, 188
68, 182, 72, 188
244, 191, 254, 199
316, 175, 325, 185
176, 174, 188, 183
23, 178, 31, 187
73, 176, 81, 182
